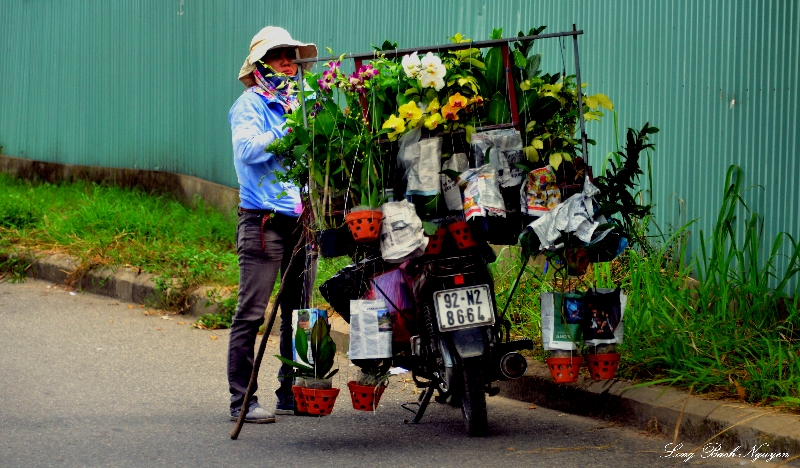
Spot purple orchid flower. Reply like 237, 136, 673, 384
357, 64, 379, 81
317, 68, 336, 93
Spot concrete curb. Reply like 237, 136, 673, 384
12, 251, 800, 463
14, 252, 226, 318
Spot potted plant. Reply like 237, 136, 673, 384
347, 359, 391, 412
274, 317, 340, 415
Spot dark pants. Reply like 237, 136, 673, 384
227, 210, 306, 410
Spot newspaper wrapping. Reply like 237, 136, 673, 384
441, 152, 469, 211
348, 299, 393, 359
460, 164, 506, 221
379, 200, 428, 263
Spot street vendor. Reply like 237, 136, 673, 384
227, 26, 317, 423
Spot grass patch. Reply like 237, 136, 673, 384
0, 173, 238, 308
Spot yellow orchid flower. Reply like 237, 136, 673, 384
424, 112, 445, 130
520, 80, 532, 91
426, 98, 441, 115
382, 114, 406, 141
398, 101, 422, 127
448, 92, 468, 109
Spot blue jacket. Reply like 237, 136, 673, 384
229, 91, 301, 216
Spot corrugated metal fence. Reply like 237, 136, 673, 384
1, 0, 798, 288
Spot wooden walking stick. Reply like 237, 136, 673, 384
231, 233, 307, 440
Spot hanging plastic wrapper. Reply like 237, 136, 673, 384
398, 130, 442, 198
470, 133, 493, 168
348, 299, 393, 359
521, 166, 561, 217
528, 176, 604, 250
292, 308, 328, 363
487, 130, 524, 188
441, 152, 469, 211
583, 288, 626, 346
367, 268, 416, 345
460, 164, 506, 221
379, 200, 428, 263
540, 292, 584, 351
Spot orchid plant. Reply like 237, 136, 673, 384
268, 26, 618, 229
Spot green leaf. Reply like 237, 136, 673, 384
294, 327, 308, 363
324, 368, 339, 380
490, 28, 503, 40
422, 221, 439, 236
292, 144, 309, 160
525, 53, 542, 79
549, 152, 563, 170
464, 58, 486, 70
274, 355, 313, 372
512, 49, 527, 69
488, 92, 511, 125
530, 96, 561, 123
293, 126, 311, 146
518, 90, 538, 115
484, 47, 504, 96
314, 107, 336, 137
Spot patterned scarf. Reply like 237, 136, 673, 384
247, 65, 301, 113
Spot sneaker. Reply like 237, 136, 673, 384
230, 400, 276, 424
275, 401, 295, 415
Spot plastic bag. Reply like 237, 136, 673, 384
521, 165, 561, 217
367, 268, 416, 345
441, 152, 469, 211
292, 308, 328, 363
318, 257, 386, 323
583, 288, 626, 345
379, 200, 428, 263
540, 292, 585, 351
460, 164, 506, 220
400, 134, 442, 197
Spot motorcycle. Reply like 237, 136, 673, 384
393, 247, 533, 436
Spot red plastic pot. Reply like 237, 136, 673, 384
424, 228, 446, 255
345, 210, 383, 243
584, 353, 620, 380
447, 221, 478, 250
300, 387, 340, 415
347, 381, 386, 412
292, 385, 308, 413
545, 356, 584, 383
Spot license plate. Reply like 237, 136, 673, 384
433, 285, 495, 332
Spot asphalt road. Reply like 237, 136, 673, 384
0, 278, 773, 468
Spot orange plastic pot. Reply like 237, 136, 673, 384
447, 221, 478, 250
345, 210, 383, 243
292, 385, 308, 413
424, 228, 447, 255
584, 353, 620, 381
545, 356, 584, 383
300, 387, 340, 415
347, 381, 386, 412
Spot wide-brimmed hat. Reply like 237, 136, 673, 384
238, 26, 317, 84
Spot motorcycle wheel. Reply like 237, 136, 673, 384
460, 356, 488, 437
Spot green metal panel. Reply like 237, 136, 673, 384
1, 1, 798, 288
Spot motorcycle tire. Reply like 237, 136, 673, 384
460, 356, 488, 437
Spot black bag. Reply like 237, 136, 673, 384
318, 256, 386, 323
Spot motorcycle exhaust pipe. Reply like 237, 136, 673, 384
499, 352, 528, 379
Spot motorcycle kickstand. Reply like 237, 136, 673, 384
402, 385, 436, 425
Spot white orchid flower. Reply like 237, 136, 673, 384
420, 52, 446, 79
419, 70, 445, 91
401, 52, 421, 79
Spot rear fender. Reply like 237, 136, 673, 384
449, 327, 486, 358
